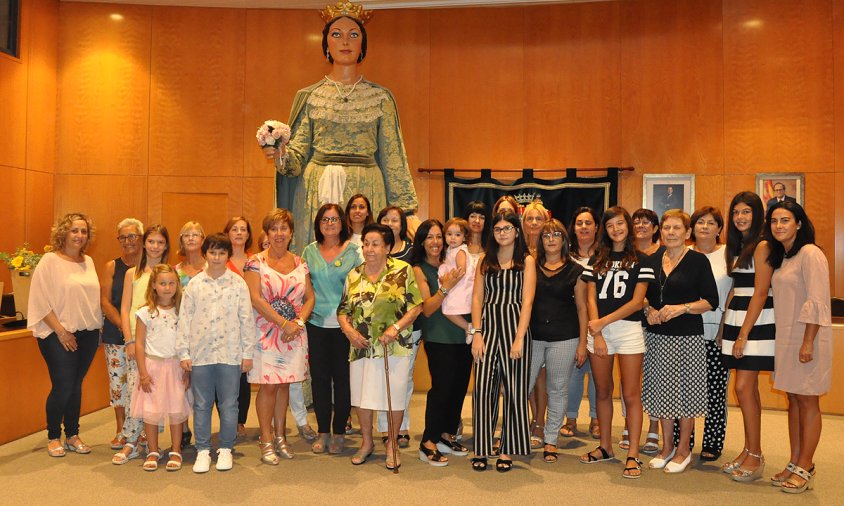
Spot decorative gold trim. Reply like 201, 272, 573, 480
320, 1, 373, 25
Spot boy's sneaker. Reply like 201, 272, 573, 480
216, 448, 233, 471
193, 450, 211, 473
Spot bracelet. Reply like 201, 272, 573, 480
643, 306, 650, 316
683, 303, 691, 314
472, 328, 482, 334
392, 323, 401, 333
124, 340, 135, 346
439, 285, 448, 296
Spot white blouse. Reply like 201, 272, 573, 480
27, 252, 103, 339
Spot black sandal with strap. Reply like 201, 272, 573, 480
623, 456, 643, 479
496, 458, 513, 473
580, 445, 613, 464
471, 457, 488, 472
543, 444, 558, 463
418, 444, 448, 467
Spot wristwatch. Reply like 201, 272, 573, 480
392, 323, 401, 333
295, 318, 306, 329
683, 303, 691, 314
439, 285, 448, 296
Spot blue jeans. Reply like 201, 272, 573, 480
566, 358, 597, 419
192, 364, 240, 451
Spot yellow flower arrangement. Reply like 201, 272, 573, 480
0, 243, 46, 272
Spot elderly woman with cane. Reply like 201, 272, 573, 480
338, 223, 422, 470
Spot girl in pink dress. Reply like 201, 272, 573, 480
130, 264, 192, 472
438, 218, 476, 343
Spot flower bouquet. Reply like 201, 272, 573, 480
256, 120, 292, 150
0, 243, 49, 272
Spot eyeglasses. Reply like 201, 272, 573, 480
541, 232, 563, 239
320, 216, 340, 224
633, 220, 652, 226
117, 234, 139, 242
493, 225, 515, 235
182, 233, 203, 239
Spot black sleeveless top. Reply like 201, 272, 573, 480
102, 257, 130, 345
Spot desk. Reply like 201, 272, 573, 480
0, 329, 109, 444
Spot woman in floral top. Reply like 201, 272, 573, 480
245, 209, 315, 465
338, 223, 422, 470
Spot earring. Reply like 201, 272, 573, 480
326, 48, 331, 62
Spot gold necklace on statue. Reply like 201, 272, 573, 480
326, 75, 363, 102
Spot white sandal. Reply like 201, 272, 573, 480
143, 451, 161, 471
166, 452, 182, 471
641, 432, 660, 455
111, 442, 139, 465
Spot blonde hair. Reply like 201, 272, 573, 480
177, 221, 205, 256
144, 264, 182, 316
51, 213, 96, 254
522, 201, 550, 222
660, 209, 691, 230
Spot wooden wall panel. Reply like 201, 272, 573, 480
428, 7, 526, 170
53, 174, 149, 273
723, 0, 835, 172
242, 177, 276, 237
56, 3, 152, 175
837, 0, 844, 174
0, 167, 28, 292
26, 0, 58, 175
524, 2, 622, 169
243, 10, 326, 180
621, 0, 725, 173
149, 7, 245, 177
836, 173, 844, 295
25, 170, 54, 252
0, 48, 28, 171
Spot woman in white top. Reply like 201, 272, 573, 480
29, 213, 103, 457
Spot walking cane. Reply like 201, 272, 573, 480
383, 340, 399, 474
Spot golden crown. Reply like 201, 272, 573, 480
320, 1, 373, 25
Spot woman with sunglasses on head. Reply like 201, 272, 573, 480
765, 201, 830, 494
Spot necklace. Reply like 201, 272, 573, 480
326, 75, 363, 102
658, 249, 687, 305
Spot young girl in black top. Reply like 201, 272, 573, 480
580, 207, 654, 479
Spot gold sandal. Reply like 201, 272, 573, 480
274, 436, 295, 459
259, 440, 279, 465
47, 439, 65, 458
64, 436, 92, 454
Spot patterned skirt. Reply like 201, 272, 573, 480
642, 331, 708, 419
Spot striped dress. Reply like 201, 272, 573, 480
473, 268, 531, 457
720, 260, 775, 371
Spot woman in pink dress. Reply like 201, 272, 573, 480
765, 201, 831, 494
245, 209, 315, 464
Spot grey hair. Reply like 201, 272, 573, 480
116, 218, 144, 235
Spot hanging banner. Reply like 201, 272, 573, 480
444, 168, 619, 226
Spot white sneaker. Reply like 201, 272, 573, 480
193, 450, 211, 473
216, 448, 233, 471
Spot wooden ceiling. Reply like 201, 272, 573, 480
61, 0, 605, 10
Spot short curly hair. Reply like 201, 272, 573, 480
51, 213, 96, 254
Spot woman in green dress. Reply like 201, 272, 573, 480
264, 7, 418, 252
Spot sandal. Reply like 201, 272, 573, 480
437, 437, 469, 456
560, 418, 576, 437
530, 421, 543, 449
397, 433, 411, 448
64, 436, 92, 454
721, 448, 748, 474
47, 439, 65, 458
143, 451, 160, 471
771, 462, 796, 487
623, 456, 643, 479
298, 424, 317, 442
350, 445, 374, 465
274, 436, 294, 459
618, 429, 630, 450
496, 458, 513, 473
345, 417, 354, 435
259, 440, 279, 465
700, 448, 722, 462
418, 444, 448, 467
589, 418, 601, 439
111, 442, 139, 465
580, 445, 614, 464
385, 445, 401, 470
312, 434, 329, 454
781, 465, 814, 494
165, 452, 182, 471
328, 435, 345, 455
641, 432, 660, 455
110, 433, 127, 450
543, 444, 558, 463
491, 438, 501, 456
471, 457, 488, 471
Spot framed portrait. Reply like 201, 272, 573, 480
756, 173, 804, 210
642, 174, 695, 220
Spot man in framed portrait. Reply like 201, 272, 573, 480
765, 181, 796, 208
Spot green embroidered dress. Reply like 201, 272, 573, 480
276, 79, 418, 252
337, 257, 422, 362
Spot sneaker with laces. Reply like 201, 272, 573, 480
216, 448, 233, 471
193, 449, 211, 473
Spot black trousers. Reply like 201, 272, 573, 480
422, 341, 472, 443
672, 339, 730, 452
307, 323, 351, 435
237, 372, 251, 425
37, 330, 100, 440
